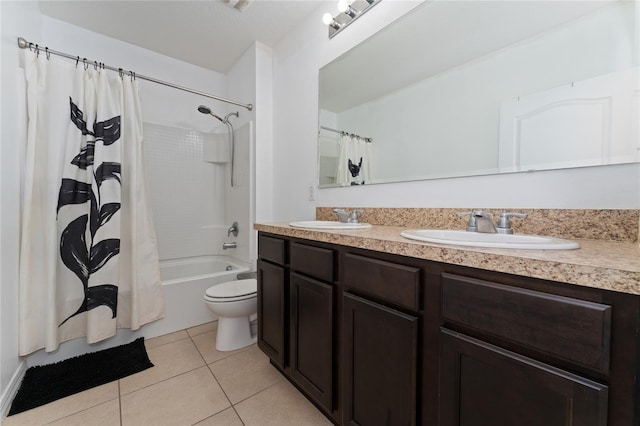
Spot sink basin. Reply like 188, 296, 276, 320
289, 220, 372, 230
400, 229, 579, 250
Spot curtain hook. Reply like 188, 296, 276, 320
130, 71, 136, 81
35, 44, 40, 57
76, 56, 80, 67
28, 42, 33, 52
94, 60, 98, 70
45, 47, 50, 60
83, 58, 88, 70
118, 68, 123, 78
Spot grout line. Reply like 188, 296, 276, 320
117, 380, 123, 426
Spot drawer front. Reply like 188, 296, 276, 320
258, 234, 286, 265
441, 273, 612, 374
343, 253, 420, 312
290, 242, 334, 283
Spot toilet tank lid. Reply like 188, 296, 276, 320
205, 279, 257, 299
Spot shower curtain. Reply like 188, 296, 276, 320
19, 50, 165, 356
336, 134, 372, 186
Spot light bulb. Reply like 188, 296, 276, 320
322, 13, 334, 26
337, 0, 349, 13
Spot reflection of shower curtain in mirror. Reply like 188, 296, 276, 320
19, 50, 165, 355
336, 135, 372, 186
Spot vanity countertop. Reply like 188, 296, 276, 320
254, 222, 640, 296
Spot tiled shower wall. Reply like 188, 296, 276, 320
143, 123, 228, 261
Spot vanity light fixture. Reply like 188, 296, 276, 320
323, 0, 381, 39
323, 13, 341, 31
338, 0, 357, 18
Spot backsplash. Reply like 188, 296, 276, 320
316, 208, 640, 243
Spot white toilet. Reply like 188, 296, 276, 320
203, 278, 258, 351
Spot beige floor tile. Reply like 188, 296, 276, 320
191, 331, 249, 364
194, 407, 243, 426
47, 398, 120, 426
209, 345, 283, 404
145, 330, 189, 349
187, 321, 218, 337
119, 338, 205, 395
235, 380, 332, 426
120, 366, 230, 426
2, 382, 118, 426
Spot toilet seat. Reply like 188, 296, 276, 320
205, 279, 257, 303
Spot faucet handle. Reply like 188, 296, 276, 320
349, 209, 363, 223
456, 211, 478, 232
333, 208, 349, 223
496, 212, 527, 234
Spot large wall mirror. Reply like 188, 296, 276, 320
318, 1, 639, 187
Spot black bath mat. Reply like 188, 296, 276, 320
8, 337, 153, 416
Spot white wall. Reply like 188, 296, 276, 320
0, 0, 41, 416
272, 1, 640, 221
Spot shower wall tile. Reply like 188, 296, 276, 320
143, 123, 226, 260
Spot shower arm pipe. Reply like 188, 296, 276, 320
16, 37, 254, 112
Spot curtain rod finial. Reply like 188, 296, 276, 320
17, 37, 29, 49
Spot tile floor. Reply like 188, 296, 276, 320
3, 322, 332, 426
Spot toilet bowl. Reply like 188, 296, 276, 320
203, 278, 257, 351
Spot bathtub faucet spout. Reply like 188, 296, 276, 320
223, 242, 237, 250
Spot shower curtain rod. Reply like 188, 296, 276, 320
320, 126, 372, 143
17, 37, 254, 111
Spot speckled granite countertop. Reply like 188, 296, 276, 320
254, 222, 640, 296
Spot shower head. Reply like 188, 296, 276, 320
197, 105, 224, 122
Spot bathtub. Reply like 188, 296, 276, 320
151, 256, 251, 335
161, 256, 249, 283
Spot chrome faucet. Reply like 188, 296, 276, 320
228, 221, 239, 237
333, 208, 363, 223
457, 211, 527, 234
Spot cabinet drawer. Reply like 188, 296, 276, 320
343, 253, 420, 312
258, 234, 286, 265
441, 273, 612, 374
290, 242, 334, 282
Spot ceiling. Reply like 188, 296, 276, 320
38, 0, 328, 74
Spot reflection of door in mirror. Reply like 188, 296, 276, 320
499, 69, 639, 172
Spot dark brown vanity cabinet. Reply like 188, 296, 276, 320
289, 242, 336, 416
257, 234, 287, 370
257, 232, 640, 426
437, 270, 637, 426
341, 252, 421, 426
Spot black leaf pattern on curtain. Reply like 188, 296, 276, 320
58, 98, 121, 327
95, 162, 121, 187
57, 179, 92, 213
70, 141, 95, 170
59, 215, 90, 285
93, 116, 121, 145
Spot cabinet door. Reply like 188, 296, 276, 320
439, 328, 608, 426
290, 273, 334, 413
257, 259, 287, 369
342, 292, 418, 426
